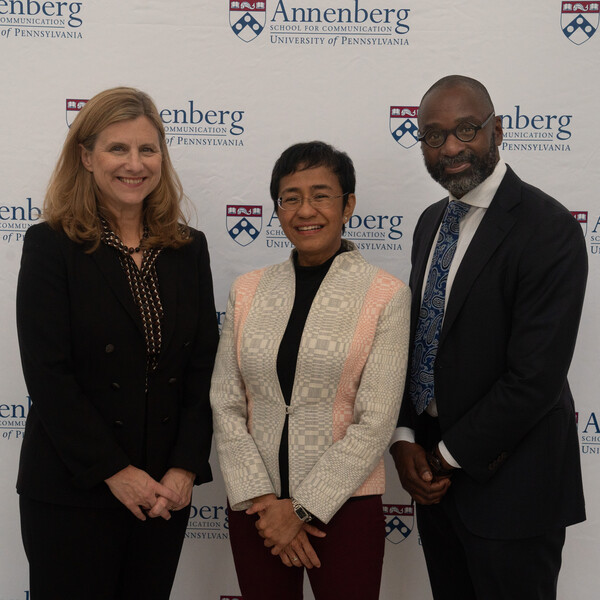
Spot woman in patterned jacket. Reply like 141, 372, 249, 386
211, 141, 410, 600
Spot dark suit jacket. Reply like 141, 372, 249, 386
398, 165, 587, 539
16, 222, 219, 508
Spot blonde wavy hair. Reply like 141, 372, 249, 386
44, 86, 190, 250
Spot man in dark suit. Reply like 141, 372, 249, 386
391, 75, 587, 599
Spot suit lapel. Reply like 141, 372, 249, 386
439, 166, 522, 345
410, 199, 447, 324
91, 243, 145, 335
155, 248, 178, 357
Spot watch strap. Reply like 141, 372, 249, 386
291, 498, 313, 522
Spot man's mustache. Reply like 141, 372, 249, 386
438, 152, 475, 168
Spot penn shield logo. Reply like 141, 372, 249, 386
390, 106, 419, 149
66, 98, 88, 127
571, 210, 588, 237
383, 503, 414, 544
227, 205, 263, 246
561, 2, 598, 45
230, 0, 266, 42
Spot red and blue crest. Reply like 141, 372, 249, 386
561, 2, 599, 45
226, 205, 263, 246
383, 503, 414, 544
390, 106, 419, 149
66, 98, 88, 127
230, 1, 266, 43
571, 210, 588, 237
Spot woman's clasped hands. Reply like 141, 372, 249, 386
247, 493, 326, 569
105, 465, 195, 521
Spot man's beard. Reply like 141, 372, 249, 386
424, 135, 498, 198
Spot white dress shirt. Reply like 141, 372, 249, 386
391, 159, 508, 467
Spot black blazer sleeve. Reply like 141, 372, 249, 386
16, 223, 131, 490
166, 229, 219, 483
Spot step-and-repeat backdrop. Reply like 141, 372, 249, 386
0, 1, 598, 598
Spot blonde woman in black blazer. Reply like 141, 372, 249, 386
16, 87, 218, 599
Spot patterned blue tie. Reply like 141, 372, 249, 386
410, 200, 471, 415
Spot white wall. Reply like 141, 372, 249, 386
0, 1, 598, 598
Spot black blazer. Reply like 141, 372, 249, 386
398, 165, 587, 539
16, 222, 219, 508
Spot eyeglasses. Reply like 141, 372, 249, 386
277, 192, 348, 211
417, 112, 495, 148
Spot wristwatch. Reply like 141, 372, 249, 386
291, 498, 313, 522
426, 446, 455, 478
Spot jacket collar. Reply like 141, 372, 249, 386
91, 243, 145, 336
439, 165, 522, 345
91, 242, 179, 359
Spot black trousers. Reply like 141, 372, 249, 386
415, 413, 566, 600
20, 495, 191, 600
416, 488, 566, 600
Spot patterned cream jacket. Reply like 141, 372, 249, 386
211, 243, 410, 523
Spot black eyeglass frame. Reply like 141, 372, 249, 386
276, 192, 349, 211
417, 112, 496, 148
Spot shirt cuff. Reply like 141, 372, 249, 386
390, 427, 415, 446
438, 441, 461, 469
389, 428, 462, 469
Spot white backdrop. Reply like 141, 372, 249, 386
0, 1, 599, 598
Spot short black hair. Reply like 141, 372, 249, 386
420, 75, 495, 113
269, 141, 356, 212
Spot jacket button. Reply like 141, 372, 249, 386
488, 452, 508, 470
168, 377, 177, 384
161, 416, 170, 424
111, 382, 121, 390
114, 420, 124, 427
105, 344, 115, 353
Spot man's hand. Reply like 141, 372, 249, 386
390, 441, 451, 504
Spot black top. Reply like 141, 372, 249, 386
276, 246, 345, 498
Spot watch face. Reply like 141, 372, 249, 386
292, 500, 311, 522
296, 507, 309, 521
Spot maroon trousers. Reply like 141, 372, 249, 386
228, 495, 385, 600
